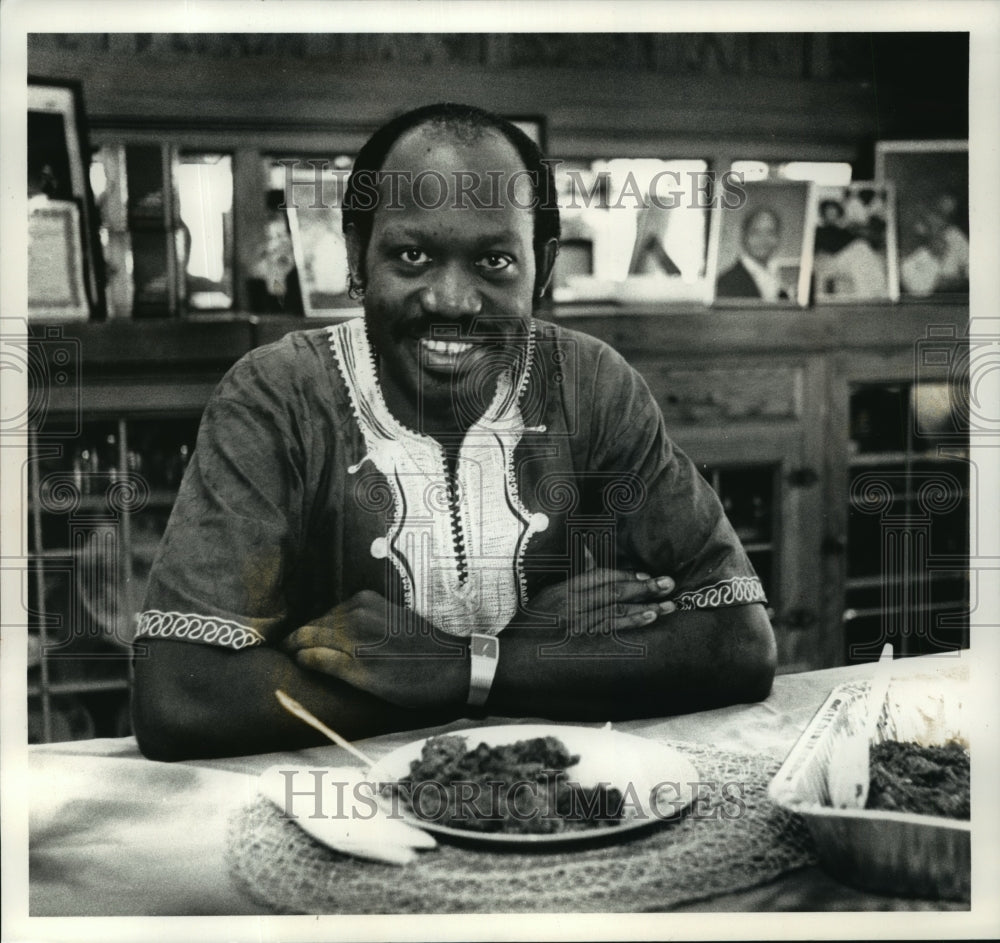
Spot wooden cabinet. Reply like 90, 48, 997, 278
629, 352, 825, 672
822, 338, 970, 665
25, 303, 969, 739
554, 304, 969, 672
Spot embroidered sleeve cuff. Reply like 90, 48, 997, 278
135, 610, 266, 650
672, 576, 767, 611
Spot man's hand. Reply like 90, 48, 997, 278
515, 568, 676, 636
282, 590, 469, 709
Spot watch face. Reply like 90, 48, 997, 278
472, 636, 498, 658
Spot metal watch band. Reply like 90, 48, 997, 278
467, 633, 499, 707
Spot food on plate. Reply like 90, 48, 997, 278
388, 734, 624, 834
865, 740, 969, 819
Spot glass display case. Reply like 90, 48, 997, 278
844, 380, 969, 659
28, 415, 201, 742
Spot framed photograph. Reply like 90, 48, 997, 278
27, 77, 105, 319
708, 179, 815, 307
875, 140, 968, 299
27, 199, 90, 320
812, 183, 899, 303
550, 158, 713, 306
286, 206, 361, 318
507, 115, 546, 151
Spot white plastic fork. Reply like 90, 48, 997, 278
828, 642, 894, 809
271, 689, 436, 864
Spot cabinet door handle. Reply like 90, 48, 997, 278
775, 607, 817, 630
786, 467, 819, 487
822, 534, 847, 556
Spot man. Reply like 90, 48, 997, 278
132, 103, 775, 760
715, 207, 789, 301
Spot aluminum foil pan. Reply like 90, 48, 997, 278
768, 659, 970, 901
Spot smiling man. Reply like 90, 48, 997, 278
132, 104, 776, 760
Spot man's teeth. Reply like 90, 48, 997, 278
422, 338, 473, 355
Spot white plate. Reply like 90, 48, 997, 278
368, 723, 700, 846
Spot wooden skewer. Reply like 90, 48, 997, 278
274, 689, 377, 767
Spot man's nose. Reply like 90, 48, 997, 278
420, 264, 482, 318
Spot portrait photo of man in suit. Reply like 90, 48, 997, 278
715, 207, 789, 301
710, 178, 813, 306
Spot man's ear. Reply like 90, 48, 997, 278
345, 223, 365, 288
536, 238, 559, 297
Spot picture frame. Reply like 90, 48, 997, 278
708, 179, 815, 308
812, 182, 899, 304
550, 158, 713, 306
27, 199, 90, 320
875, 140, 969, 300
507, 115, 546, 151
27, 77, 105, 319
286, 205, 361, 318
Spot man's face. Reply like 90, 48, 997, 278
355, 126, 540, 432
742, 211, 781, 266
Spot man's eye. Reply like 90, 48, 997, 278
477, 253, 513, 272
398, 247, 431, 265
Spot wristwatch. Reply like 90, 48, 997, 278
467, 633, 499, 707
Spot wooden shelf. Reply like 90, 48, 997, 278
30, 549, 75, 561
29, 678, 130, 697
849, 450, 969, 466
843, 600, 967, 620
846, 572, 969, 590
28, 302, 969, 363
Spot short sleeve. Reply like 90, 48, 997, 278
588, 345, 767, 612
137, 347, 310, 650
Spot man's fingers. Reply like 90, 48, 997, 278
640, 574, 675, 595
283, 624, 329, 652
570, 567, 676, 600
615, 574, 676, 602
568, 596, 677, 634
569, 567, 637, 593
618, 599, 677, 628
295, 645, 353, 677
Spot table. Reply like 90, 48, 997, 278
25, 657, 974, 916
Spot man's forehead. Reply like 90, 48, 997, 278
381, 123, 524, 173
376, 124, 534, 208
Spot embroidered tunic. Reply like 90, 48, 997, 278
137, 319, 765, 650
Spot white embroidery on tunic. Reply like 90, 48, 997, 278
135, 610, 265, 649
328, 319, 548, 638
672, 576, 766, 611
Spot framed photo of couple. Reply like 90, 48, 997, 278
811, 183, 899, 304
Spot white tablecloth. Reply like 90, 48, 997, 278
25, 657, 975, 915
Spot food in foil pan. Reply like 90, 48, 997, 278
866, 740, 970, 819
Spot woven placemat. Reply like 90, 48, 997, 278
226, 740, 817, 913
